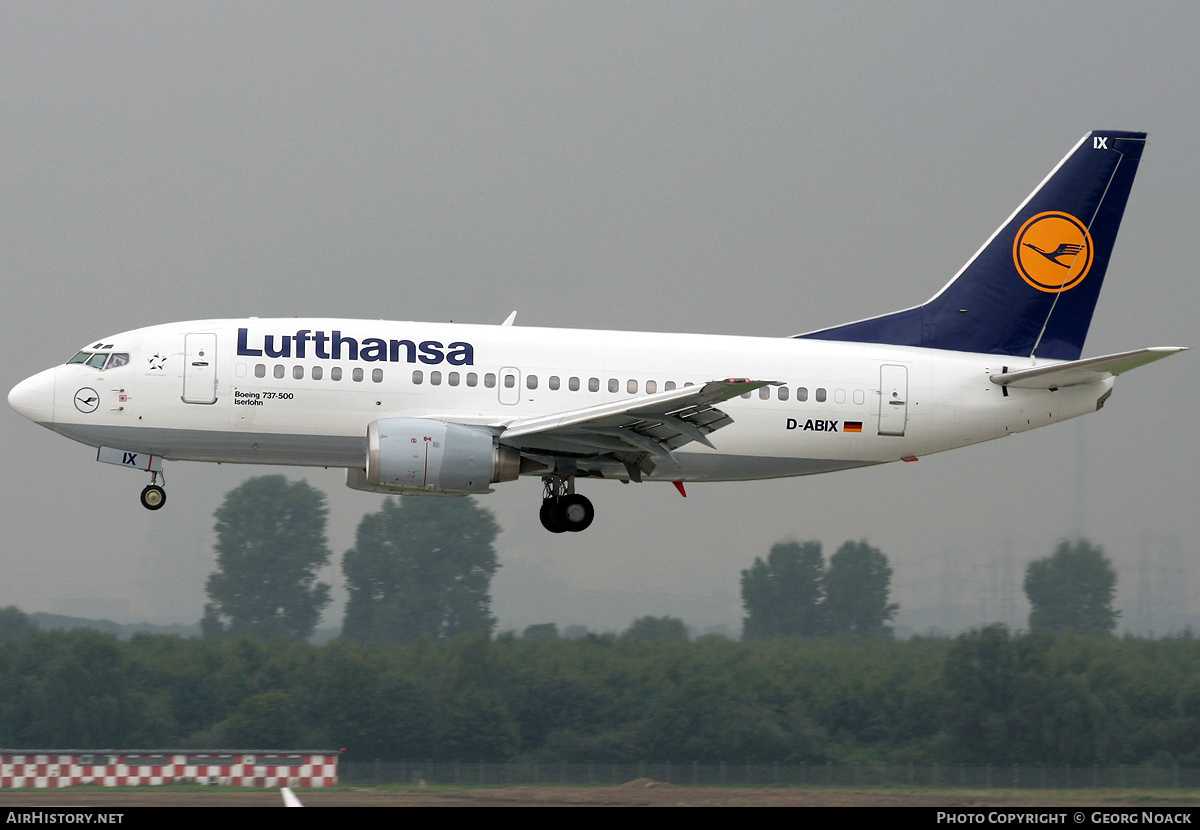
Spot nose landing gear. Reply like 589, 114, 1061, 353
540, 474, 594, 533
140, 471, 166, 511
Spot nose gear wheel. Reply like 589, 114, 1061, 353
140, 484, 166, 510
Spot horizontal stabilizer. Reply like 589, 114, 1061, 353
990, 347, 1186, 389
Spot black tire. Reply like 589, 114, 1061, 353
140, 485, 166, 511
539, 501, 566, 533
554, 494, 594, 532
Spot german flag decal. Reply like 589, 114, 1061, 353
844, 421, 863, 433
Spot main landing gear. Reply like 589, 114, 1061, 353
139, 471, 166, 511
539, 474, 594, 533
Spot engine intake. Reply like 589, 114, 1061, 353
365, 418, 520, 494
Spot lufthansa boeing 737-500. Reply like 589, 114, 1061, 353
7, 131, 1186, 532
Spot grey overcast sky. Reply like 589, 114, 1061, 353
1, 2, 1195, 635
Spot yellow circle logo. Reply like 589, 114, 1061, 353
1012, 211, 1093, 293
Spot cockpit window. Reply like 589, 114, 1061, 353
67, 351, 130, 370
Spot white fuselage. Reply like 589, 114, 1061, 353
9, 318, 1110, 485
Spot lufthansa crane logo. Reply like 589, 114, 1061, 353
74, 387, 100, 413
1012, 211, 1094, 293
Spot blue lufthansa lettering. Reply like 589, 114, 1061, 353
390, 339, 417, 362
264, 334, 291, 358
236, 328, 474, 366
419, 340, 443, 364
447, 342, 474, 365
331, 330, 357, 361
237, 328, 263, 357
293, 329, 310, 358
360, 338, 387, 361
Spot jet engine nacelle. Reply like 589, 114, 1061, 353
364, 417, 520, 494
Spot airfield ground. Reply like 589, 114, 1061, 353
1, 779, 1199, 807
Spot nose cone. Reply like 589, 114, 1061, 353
8, 367, 55, 424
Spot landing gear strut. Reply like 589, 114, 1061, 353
140, 470, 166, 511
540, 474, 594, 533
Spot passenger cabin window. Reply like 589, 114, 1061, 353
255, 364, 266, 378
412, 370, 423, 384
646, 380, 657, 394
353, 368, 364, 382
527, 375, 538, 389
293, 366, 304, 380
448, 372, 460, 386
274, 365, 285, 379
778, 386, 789, 401
815, 387, 827, 402
664, 381, 676, 391
312, 366, 322, 380
430, 371, 441, 385
608, 378, 619, 393
372, 368, 383, 383
331, 367, 342, 381
569, 377, 580, 391
549, 376, 561, 390
759, 387, 770, 400
484, 373, 496, 388
627, 379, 638, 394
797, 387, 808, 401
466, 372, 478, 387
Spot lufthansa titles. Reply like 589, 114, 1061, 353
237, 328, 474, 366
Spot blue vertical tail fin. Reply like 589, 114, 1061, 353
797, 131, 1146, 360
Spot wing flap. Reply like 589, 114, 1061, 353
497, 378, 770, 458
990, 347, 1186, 389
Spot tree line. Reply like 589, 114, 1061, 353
0, 474, 1164, 765
1, 619, 1198, 766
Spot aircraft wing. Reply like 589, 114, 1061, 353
497, 379, 771, 478
990, 347, 1186, 389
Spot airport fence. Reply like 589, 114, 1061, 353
339, 760, 1200, 789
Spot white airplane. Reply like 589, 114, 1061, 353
8, 131, 1185, 533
